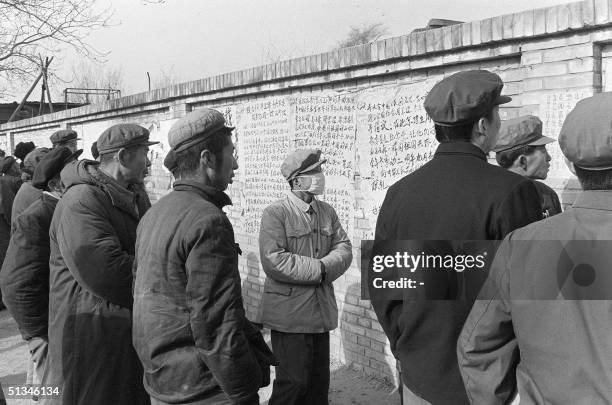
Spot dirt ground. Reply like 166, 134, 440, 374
0, 309, 397, 405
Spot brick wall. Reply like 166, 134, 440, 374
2, 0, 612, 383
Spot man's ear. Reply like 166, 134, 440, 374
47, 177, 61, 193
117, 148, 129, 166
200, 149, 214, 169
475, 116, 488, 135
518, 155, 528, 170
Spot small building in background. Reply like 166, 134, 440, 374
0, 101, 84, 125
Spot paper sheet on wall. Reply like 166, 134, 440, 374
540, 89, 593, 179
356, 80, 438, 218
140, 119, 177, 202
291, 93, 356, 241
237, 97, 293, 236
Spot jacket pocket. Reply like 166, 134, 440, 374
285, 224, 311, 239
265, 284, 292, 296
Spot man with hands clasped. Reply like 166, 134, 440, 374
259, 149, 353, 405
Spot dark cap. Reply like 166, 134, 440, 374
22, 147, 50, 175
281, 149, 327, 181
50, 129, 80, 146
168, 108, 234, 153
559, 92, 612, 170
494, 115, 555, 153
0, 156, 16, 174
14, 141, 36, 161
32, 147, 83, 189
163, 149, 178, 173
97, 124, 159, 155
424, 70, 512, 127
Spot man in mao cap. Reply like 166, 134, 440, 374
0, 147, 82, 397
459, 92, 612, 404
11, 147, 49, 225
47, 123, 156, 405
372, 70, 542, 405
49, 129, 80, 153
495, 115, 562, 218
258, 149, 352, 405
133, 108, 276, 405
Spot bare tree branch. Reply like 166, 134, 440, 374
150, 66, 182, 90
336, 22, 390, 49
0, 0, 114, 87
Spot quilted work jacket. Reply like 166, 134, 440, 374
258, 191, 352, 333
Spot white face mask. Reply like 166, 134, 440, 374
298, 172, 325, 195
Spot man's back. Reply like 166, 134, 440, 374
134, 181, 261, 404
459, 191, 612, 405
374, 142, 542, 404
11, 181, 42, 226
47, 160, 145, 405
0, 193, 57, 341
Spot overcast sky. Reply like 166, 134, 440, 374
5, 0, 575, 102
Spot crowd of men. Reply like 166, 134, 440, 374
0, 67, 610, 405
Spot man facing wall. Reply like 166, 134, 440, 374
372, 70, 543, 405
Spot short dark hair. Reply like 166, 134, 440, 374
574, 166, 612, 190
174, 130, 231, 178
495, 145, 538, 168
434, 108, 496, 143
434, 122, 473, 142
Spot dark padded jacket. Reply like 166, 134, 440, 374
47, 160, 150, 405
0, 193, 58, 340
373, 142, 542, 405
134, 180, 274, 405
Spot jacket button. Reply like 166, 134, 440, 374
313, 229, 317, 233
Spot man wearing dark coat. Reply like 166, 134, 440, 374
133, 108, 275, 405
0, 147, 82, 398
47, 124, 156, 405
494, 115, 562, 218
0, 156, 22, 310
372, 70, 543, 405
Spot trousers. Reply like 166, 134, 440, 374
269, 331, 330, 405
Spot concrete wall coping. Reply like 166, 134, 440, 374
1, 0, 609, 131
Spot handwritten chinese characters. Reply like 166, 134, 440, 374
541, 90, 592, 178
356, 81, 438, 214
239, 97, 293, 235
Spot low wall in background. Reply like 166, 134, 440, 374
3, 0, 612, 381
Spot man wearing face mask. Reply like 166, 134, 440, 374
495, 115, 562, 218
259, 149, 353, 405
